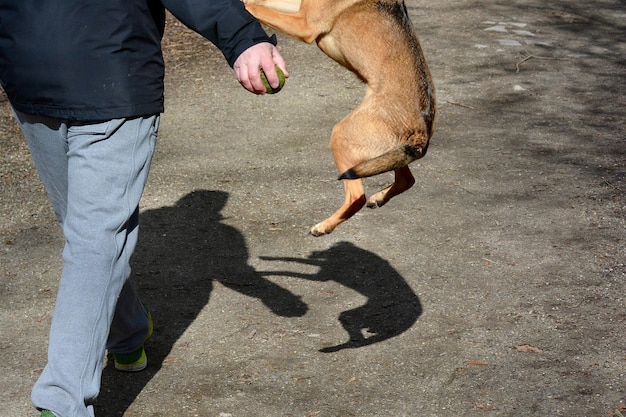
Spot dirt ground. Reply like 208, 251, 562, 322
1, 1, 625, 416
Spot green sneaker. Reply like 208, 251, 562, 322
112, 309, 153, 372
113, 346, 147, 372
40, 411, 56, 417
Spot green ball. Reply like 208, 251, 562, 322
260, 66, 286, 94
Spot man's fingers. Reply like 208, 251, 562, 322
248, 66, 267, 93
236, 63, 265, 94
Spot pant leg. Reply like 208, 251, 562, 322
106, 206, 152, 355
16, 111, 159, 417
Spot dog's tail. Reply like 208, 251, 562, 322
338, 141, 429, 180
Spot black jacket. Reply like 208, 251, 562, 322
0, 0, 275, 121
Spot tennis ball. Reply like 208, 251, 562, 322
260, 66, 286, 94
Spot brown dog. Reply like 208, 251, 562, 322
245, 0, 436, 236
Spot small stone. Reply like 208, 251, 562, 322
485, 25, 508, 33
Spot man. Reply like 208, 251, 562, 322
0, 1, 288, 416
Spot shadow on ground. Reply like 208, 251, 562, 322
260, 242, 422, 353
97, 190, 421, 416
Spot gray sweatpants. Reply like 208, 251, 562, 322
14, 110, 159, 417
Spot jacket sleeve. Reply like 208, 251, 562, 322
161, 0, 276, 67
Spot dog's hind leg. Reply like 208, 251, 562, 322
310, 118, 371, 236
310, 179, 366, 236
366, 166, 415, 208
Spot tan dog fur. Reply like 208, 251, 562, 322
245, 0, 436, 236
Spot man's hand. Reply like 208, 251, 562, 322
233, 42, 289, 94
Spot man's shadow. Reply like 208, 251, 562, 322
97, 190, 307, 416
261, 241, 422, 353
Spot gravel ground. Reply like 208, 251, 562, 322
1, 1, 625, 416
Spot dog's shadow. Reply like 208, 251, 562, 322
261, 241, 422, 353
